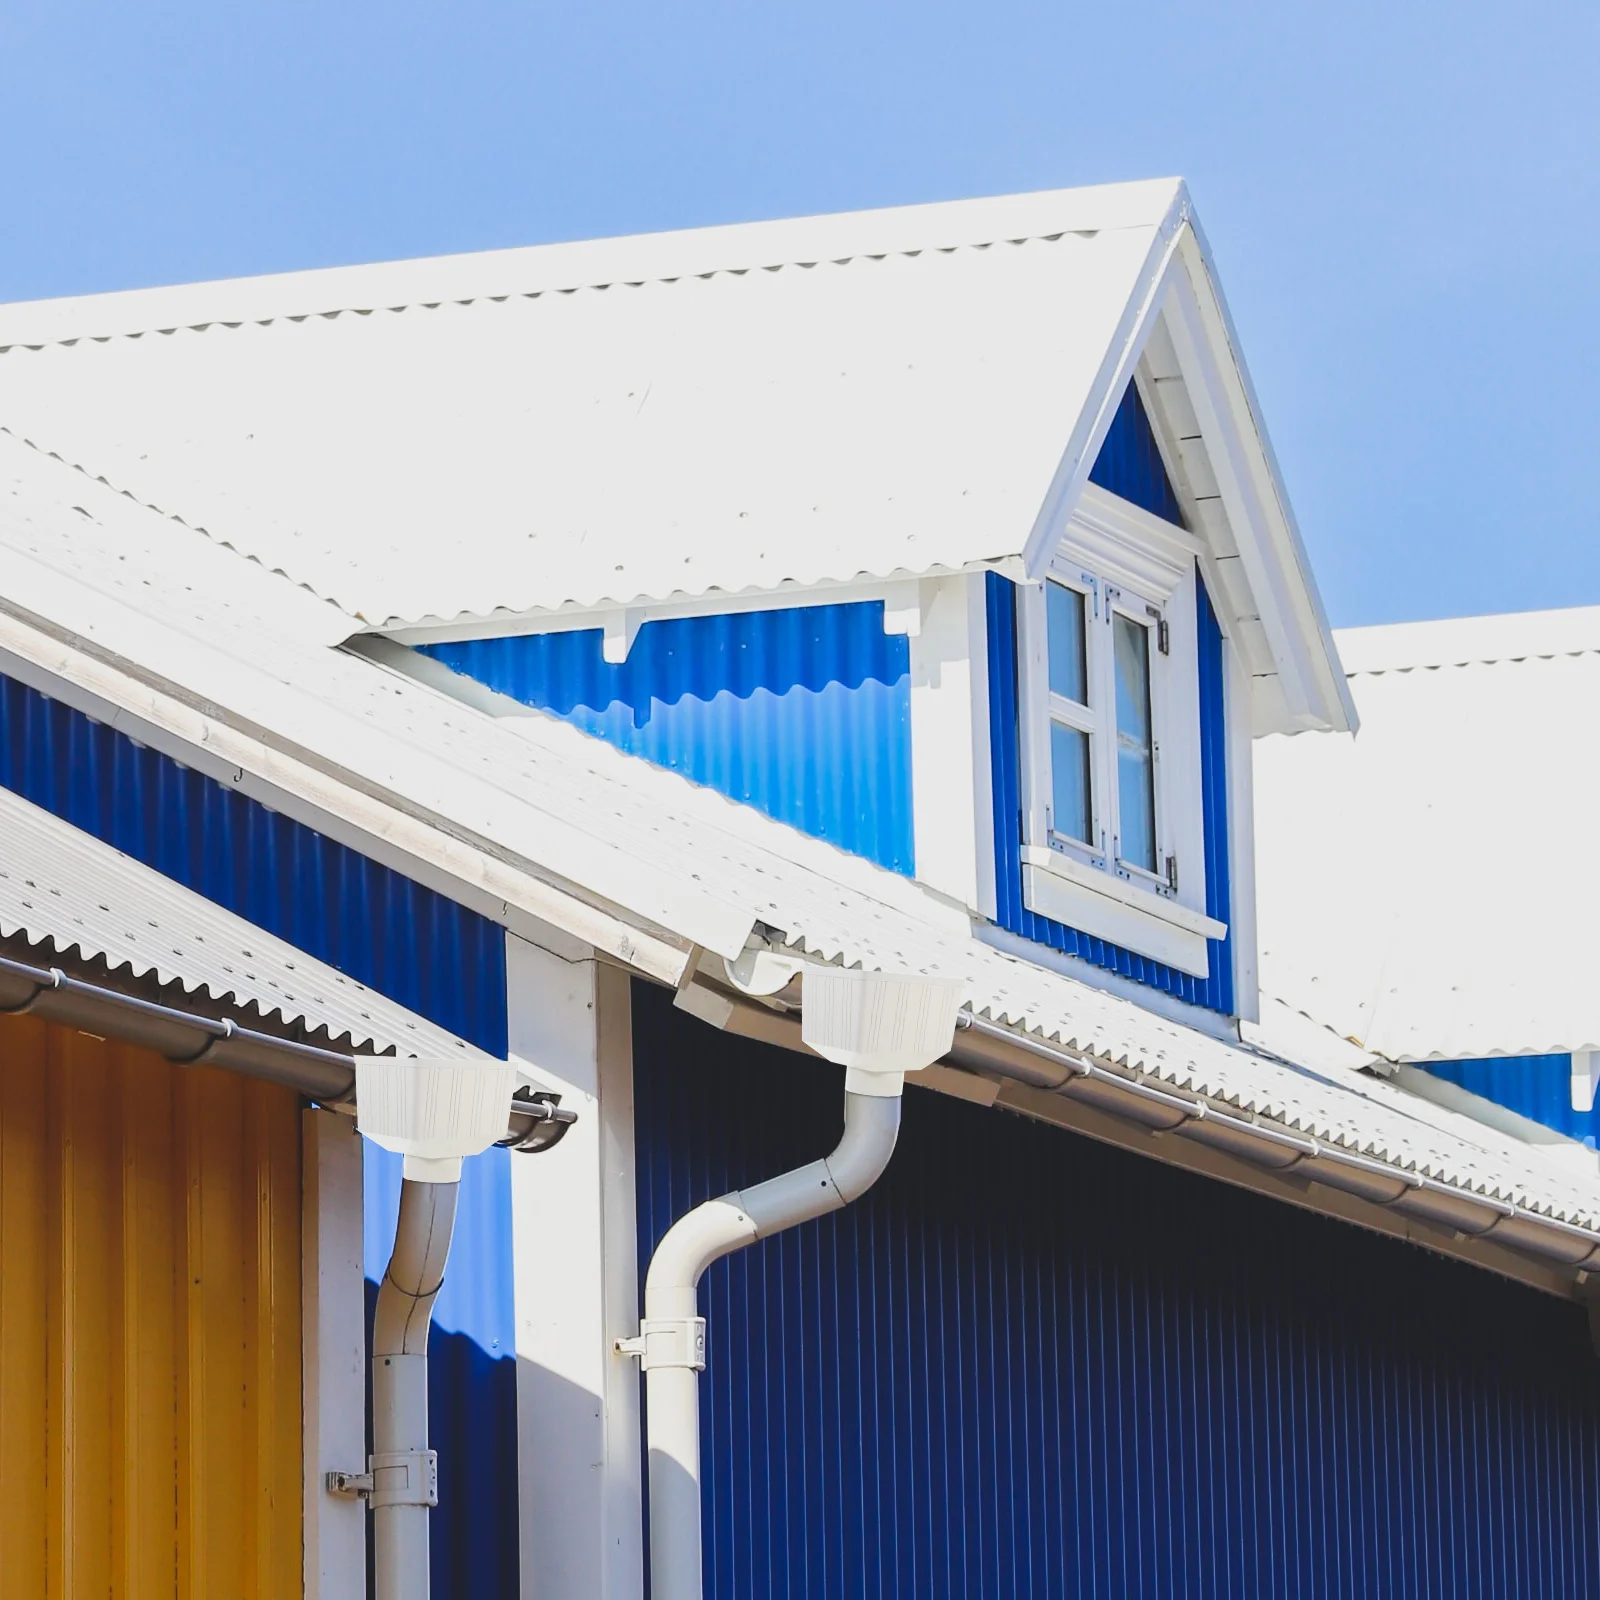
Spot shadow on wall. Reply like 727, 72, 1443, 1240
420, 602, 915, 874
364, 1141, 520, 1600
633, 980, 1600, 1600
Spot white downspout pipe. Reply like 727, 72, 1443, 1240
370, 1177, 458, 1600
625, 965, 964, 1600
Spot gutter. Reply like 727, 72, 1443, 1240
687, 981, 1600, 1280
0, 951, 575, 1148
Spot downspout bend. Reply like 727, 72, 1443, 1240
637, 1090, 902, 1600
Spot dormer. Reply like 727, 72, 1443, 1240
0, 179, 1353, 1026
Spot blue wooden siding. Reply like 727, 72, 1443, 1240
0, 671, 518, 1599
985, 572, 1234, 1013
1088, 381, 1185, 527
420, 601, 914, 874
634, 981, 1600, 1600
1420, 1055, 1594, 1147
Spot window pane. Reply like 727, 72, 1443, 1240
1113, 613, 1157, 872
1046, 581, 1088, 704
1049, 721, 1093, 845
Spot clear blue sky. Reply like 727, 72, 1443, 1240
4, 1, 1594, 627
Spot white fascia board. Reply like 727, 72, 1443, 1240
1165, 226, 1356, 736
1018, 189, 1193, 579
376, 566, 1022, 650
0, 572, 709, 985
908, 573, 995, 916
1222, 635, 1260, 1023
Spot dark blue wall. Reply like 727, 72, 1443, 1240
1421, 1056, 1593, 1147
1089, 381, 1185, 527
633, 981, 1600, 1599
0, 672, 517, 1599
420, 600, 914, 874
985, 571, 1234, 1013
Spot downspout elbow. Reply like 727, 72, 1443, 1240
373, 1178, 459, 1357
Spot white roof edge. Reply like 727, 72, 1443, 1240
0, 784, 478, 1057
1334, 605, 1600, 676
0, 179, 1185, 351
1173, 223, 1356, 736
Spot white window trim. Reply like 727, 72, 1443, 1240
1017, 486, 1224, 979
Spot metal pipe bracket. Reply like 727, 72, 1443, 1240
616, 1316, 708, 1372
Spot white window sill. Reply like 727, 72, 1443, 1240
1020, 845, 1226, 979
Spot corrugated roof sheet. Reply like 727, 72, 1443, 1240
0, 186, 1179, 629
1254, 606, 1600, 1062
0, 784, 474, 1057
1, 443, 1596, 1234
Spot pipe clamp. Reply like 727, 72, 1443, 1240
367, 1448, 439, 1509
617, 1316, 708, 1371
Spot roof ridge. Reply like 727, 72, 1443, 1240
0, 180, 1186, 352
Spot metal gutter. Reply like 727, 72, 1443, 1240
953, 1013, 1600, 1271
0, 952, 575, 1147
683, 981, 1600, 1280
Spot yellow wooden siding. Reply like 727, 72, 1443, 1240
0, 1011, 303, 1599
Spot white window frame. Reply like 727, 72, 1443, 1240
1017, 483, 1227, 977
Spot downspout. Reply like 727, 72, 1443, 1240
334, 1056, 573, 1600
370, 1178, 459, 1600
623, 965, 964, 1600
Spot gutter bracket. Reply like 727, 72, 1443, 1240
617, 1316, 707, 1372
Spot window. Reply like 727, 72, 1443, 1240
1042, 574, 1169, 887
1016, 487, 1225, 977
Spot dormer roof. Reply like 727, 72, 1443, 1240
0, 179, 1351, 733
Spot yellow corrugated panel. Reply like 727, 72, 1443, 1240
0, 1011, 302, 1599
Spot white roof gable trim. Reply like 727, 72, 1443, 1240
0, 181, 1352, 735
0, 449, 1593, 1254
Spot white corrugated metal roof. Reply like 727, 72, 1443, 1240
1, 442, 1596, 1235
0, 784, 474, 1057
0, 187, 1173, 629
0, 181, 1351, 736
1254, 607, 1600, 1062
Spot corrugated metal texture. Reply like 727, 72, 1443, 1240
0, 783, 476, 1057
1421, 1056, 1594, 1146
6, 440, 1598, 1233
0, 671, 519, 1593
634, 984, 1600, 1600
1255, 611, 1600, 1061
986, 570, 1233, 1013
0, 186, 1181, 629
364, 1143, 519, 1600
0, 1010, 302, 1600
1087, 380, 1185, 526
0, 670, 507, 1057
421, 602, 914, 873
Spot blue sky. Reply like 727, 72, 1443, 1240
3, 1, 1594, 627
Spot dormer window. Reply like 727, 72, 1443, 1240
1017, 486, 1227, 977
1045, 574, 1167, 883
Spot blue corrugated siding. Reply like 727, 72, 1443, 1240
985, 572, 1234, 1013
1421, 1055, 1593, 1146
0, 671, 517, 1597
1088, 381, 1185, 527
634, 981, 1600, 1600
419, 601, 914, 874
